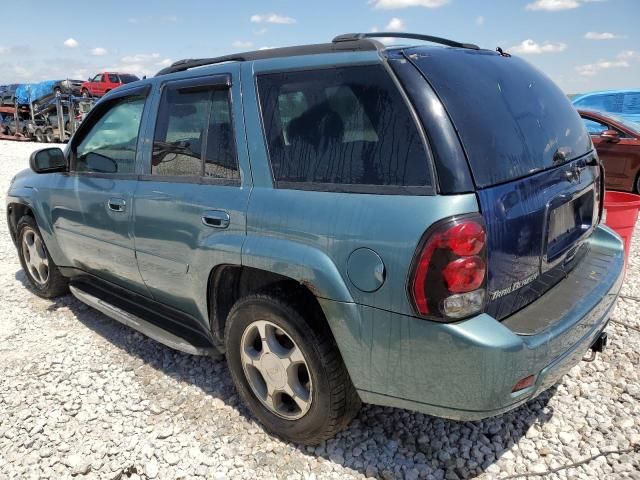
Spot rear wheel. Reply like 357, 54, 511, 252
635, 172, 640, 194
81, 89, 90, 98
44, 128, 54, 143
225, 292, 360, 444
34, 128, 44, 143
16, 216, 68, 298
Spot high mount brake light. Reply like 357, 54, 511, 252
410, 215, 488, 321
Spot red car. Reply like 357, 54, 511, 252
80, 72, 140, 98
579, 109, 640, 192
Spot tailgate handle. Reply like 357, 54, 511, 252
202, 210, 230, 229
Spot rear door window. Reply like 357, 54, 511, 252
257, 65, 432, 192
152, 83, 239, 181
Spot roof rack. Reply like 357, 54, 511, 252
333, 32, 480, 50
156, 39, 378, 76
156, 32, 479, 76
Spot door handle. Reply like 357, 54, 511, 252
202, 210, 230, 229
107, 198, 127, 212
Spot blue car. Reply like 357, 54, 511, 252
7, 32, 623, 444
573, 89, 640, 124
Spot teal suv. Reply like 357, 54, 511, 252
7, 33, 624, 444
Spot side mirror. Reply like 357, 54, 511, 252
29, 148, 67, 173
600, 129, 620, 143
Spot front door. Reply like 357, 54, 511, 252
133, 68, 251, 320
50, 85, 150, 295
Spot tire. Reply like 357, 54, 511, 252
16, 215, 68, 298
225, 292, 360, 444
34, 128, 44, 143
635, 172, 640, 194
44, 128, 54, 143
81, 89, 90, 98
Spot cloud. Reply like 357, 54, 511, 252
250, 13, 296, 24
108, 53, 172, 77
90, 47, 108, 56
63, 38, 79, 48
370, 0, 450, 8
475, 15, 485, 25
253, 28, 268, 35
576, 50, 638, 76
127, 18, 138, 24
525, 0, 606, 10
385, 17, 405, 31
232, 41, 254, 49
120, 53, 161, 63
510, 39, 567, 54
584, 31, 623, 40
0, 46, 10, 54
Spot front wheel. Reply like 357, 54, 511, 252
81, 89, 90, 98
16, 216, 68, 298
225, 293, 360, 444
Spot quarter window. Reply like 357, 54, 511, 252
257, 65, 431, 189
74, 96, 145, 174
152, 85, 239, 180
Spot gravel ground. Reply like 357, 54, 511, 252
0, 139, 638, 480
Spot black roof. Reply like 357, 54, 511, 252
156, 32, 481, 77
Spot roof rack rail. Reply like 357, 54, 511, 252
332, 32, 480, 50
156, 39, 378, 76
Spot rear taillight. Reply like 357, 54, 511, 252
409, 215, 487, 321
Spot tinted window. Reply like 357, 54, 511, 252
408, 48, 592, 187
623, 93, 640, 115
75, 96, 145, 174
108, 74, 119, 83
152, 85, 238, 180
575, 93, 624, 113
119, 74, 140, 84
257, 65, 431, 189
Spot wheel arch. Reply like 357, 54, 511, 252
207, 264, 332, 344
7, 201, 34, 245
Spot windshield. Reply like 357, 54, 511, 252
406, 47, 592, 187
119, 74, 140, 84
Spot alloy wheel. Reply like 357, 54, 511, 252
240, 320, 313, 420
21, 227, 49, 286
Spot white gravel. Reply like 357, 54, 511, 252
0, 139, 639, 479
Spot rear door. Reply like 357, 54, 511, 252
405, 47, 600, 319
132, 67, 250, 319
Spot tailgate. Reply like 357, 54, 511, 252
404, 46, 600, 319
478, 154, 601, 319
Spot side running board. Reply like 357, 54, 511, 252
69, 285, 217, 356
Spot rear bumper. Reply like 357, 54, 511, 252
323, 225, 624, 420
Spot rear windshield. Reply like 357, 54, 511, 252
407, 47, 592, 187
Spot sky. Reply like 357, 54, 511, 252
0, 0, 638, 94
